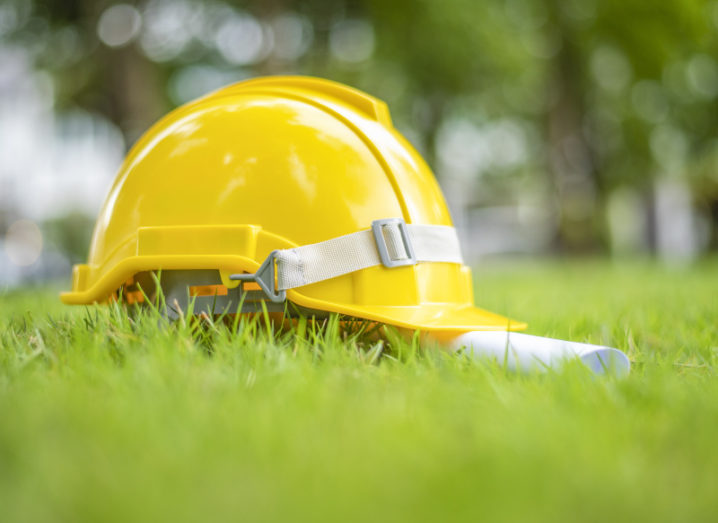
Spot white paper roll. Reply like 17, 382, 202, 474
441, 331, 630, 375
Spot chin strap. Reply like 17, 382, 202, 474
230, 218, 463, 302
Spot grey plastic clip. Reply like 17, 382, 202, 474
371, 218, 417, 268
229, 250, 287, 303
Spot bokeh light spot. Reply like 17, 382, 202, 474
139, 0, 195, 62
215, 12, 271, 65
329, 19, 374, 64
686, 54, 718, 100
97, 4, 142, 48
650, 124, 688, 171
4, 220, 43, 267
631, 80, 669, 123
591, 45, 631, 92
271, 13, 313, 61
0, 2, 19, 37
168, 65, 246, 105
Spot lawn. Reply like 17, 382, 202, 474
1, 260, 717, 522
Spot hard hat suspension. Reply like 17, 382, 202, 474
229, 251, 286, 303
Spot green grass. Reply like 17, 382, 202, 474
1, 260, 717, 523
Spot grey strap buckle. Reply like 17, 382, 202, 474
229, 250, 287, 303
371, 218, 417, 268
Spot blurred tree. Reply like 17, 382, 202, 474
3, 0, 718, 255
368, 0, 718, 252
542, 0, 714, 252
43, 212, 96, 264
367, 0, 536, 162
31, 0, 167, 141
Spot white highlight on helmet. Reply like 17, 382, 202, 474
442, 331, 630, 376
97, 4, 142, 48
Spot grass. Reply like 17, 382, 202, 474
1, 259, 717, 523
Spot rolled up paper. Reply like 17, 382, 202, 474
440, 331, 630, 375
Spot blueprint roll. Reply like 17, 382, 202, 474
442, 331, 630, 375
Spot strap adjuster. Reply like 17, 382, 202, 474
371, 218, 417, 268
229, 250, 286, 303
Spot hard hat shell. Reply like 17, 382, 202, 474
61, 76, 525, 333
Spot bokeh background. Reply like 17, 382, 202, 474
2, 0, 718, 288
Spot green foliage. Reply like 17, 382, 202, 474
1, 260, 717, 522
42, 212, 95, 264
4, 0, 718, 250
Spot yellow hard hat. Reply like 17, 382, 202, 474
61, 76, 525, 333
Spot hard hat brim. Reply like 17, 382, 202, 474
61, 253, 525, 333
287, 289, 526, 333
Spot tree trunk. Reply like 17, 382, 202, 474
544, 4, 601, 253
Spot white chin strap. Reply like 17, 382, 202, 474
230, 218, 463, 302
